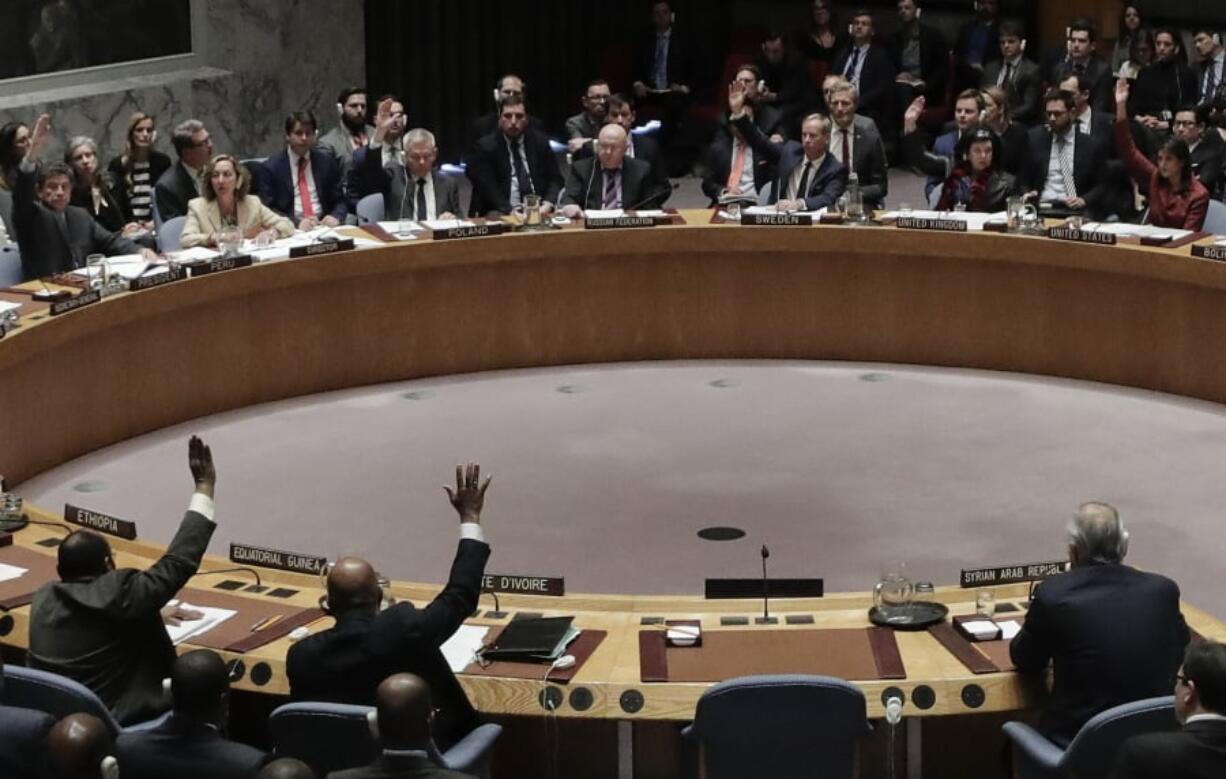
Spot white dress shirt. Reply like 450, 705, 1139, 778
288, 149, 322, 222
831, 125, 855, 166
1076, 107, 1093, 137
1042, 129, 1075, 202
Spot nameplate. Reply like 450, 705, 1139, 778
288, 238, 356, 259
705, 578, 824, 599
0, 532, 12, 548
481, 573, 565, 596
49, 290, 101, 316
959, 560, 1067, 588
1192, 244, 1226, 262
740, 213, 812, 226
63, 504, 137, 540
584, 216, 659, 230
229, 542, 328, 575
896, 216, 967, 232
186, 254, 253, 277
128, 266, 186, 292
432, 224, 508, 241
1047, 227, 1117, 245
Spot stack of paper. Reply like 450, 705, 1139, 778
1080, 222, 1192, 241
0, 301, 21, 318
441, 625, 490, 672
375, 221, 421, 239
164, 602, 238, 645
0, 562, 28, 583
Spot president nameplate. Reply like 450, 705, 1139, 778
1192, 244, 1226, 262
741, 213, 813, 226
128, 266, 186, 292
432, 223, 508, 241
288, 238, 356, 258
480, 573, 565, 596
230, 542, 328, 575
584, 216, 659, 230
1047, 227, 1116, 245
186, 254, 253, 277
960, 560, 1067, 588
896, 216, 967, 232
64, 504, 137, 540
50, 290, 101, 316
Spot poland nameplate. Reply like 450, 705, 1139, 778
432, 224, 509, 241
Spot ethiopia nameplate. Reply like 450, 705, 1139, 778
64, 504, 137, 540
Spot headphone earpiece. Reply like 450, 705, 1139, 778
915, 7, 921, 19
336, 103, 344, 117
1020, 39, 1027, 52
101, 755, 120, 779
848, 23, 854, 35
493, 89, 500, 103
1215, 33, 1223, 47
670, 11, 675, 24
366, 710, 380, 740
162, 678, 172, 699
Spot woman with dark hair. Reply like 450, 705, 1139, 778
1115, 77, 1208, 230
105, 112, 171, 227
1118, 27, 1155, 82
796, 0, 845, 63
1112, 5, 1145, 76
903, 99, 1018, 213
65, 136, 139, 236
180, 154, 293, 248
0, 122, 31, 191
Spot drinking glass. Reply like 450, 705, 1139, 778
873, 560, 913, 613
914, 581, 935, 604
218, 227, 242, 257
85, 254, 107, 293
975, 589, 996, 617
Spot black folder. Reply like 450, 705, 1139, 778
480, 615, 575, 661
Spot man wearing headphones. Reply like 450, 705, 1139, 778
319, 87, 375, 174
1011, 502, 1190, 746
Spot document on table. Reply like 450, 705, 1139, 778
164, 601, 238, 645
69, 255, 152, 280
376, 221, 421, 239
998, 619, 1022, 640
173, 246, 221, 262
442, 624, 490, 672
421, 219, 476, 230
880, 210, 1007, 230
0, 562, 28, 583
723, 206, 827, 219
0, 301, 21, 317
1080, 222, 1192, 241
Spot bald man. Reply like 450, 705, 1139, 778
260, 758, 318, 779
560, 124, 658, 216
287, 464, 492, 751
47, 713, 116, 779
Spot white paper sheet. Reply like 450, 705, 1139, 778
441, 624, 490, 673
422, 219, 475, 230
633, 210, 667, 218
1080, 222, 1192, 241
164, 602, 238, 646
0, 562, 28, 583
172, 246, 221, 261
960, 620, 1001, 639
68, 255, 151, 281
584, 209, 626, 219
998, 619, 1022, 640
376, 221, 422, 239
0, 301, 21, 317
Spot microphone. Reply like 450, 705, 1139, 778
757, 544, 776, 624
482, 585, 505, 617
582, 160, 598, 212
622, 181, 678, 212
191, 566, 263, 589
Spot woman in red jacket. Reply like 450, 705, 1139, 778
1114, 77, 1208, 230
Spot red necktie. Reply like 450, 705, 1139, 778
297, 156, 315, 219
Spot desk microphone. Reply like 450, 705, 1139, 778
191, 566, 263, 589
761, 545, 771, 622
622, 182, 678, 212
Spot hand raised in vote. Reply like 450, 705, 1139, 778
727, 81, 747, 116
1114, 77, 1130, 107
188, 435, 216, 497
904, 97, 925, 127
27, 113, 52, 159
444, 462, 491, 524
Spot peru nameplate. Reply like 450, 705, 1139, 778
896, 216, 967, 232
128, 266, 186, 292
584, 216, 659, 230
960, 560, 1067, 588
432, 223, 508, 241
1192, 244, 1226, 262
741, 213, 812, 226
481, 573, 565, 596
186, 254, 253, 277
288, 238, 355, 258
230, 542, 328, 575
1047, 227, 1116, 245
50, 290, 101, 316
64, 504, 137, 540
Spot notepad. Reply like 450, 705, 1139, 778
164, 602, 238, 645
480, 616, 575, 661
441, 624, 490, 672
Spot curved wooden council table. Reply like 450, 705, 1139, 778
2, 211, 1225, 728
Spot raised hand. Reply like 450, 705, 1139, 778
443, 462, 491, 524
188, 435, 216, 497
728, 81, 746, 116
904, 97, 925, 126
1114, 77, 1130, 107
27, 113, 52, 159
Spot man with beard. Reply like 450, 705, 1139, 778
319, 87, 375, 173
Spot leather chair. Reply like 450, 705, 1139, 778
0, 665, 169, 737
0, 243, 21, 286
355, 193, 385, 225
1203, 199, 1226, 235
157, 215, 187, 253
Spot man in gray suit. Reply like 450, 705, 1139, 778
826, 83, 889, 209
565, 79, 612, 153
362, 128, 461, 222
28, 436, 219, 726
320, 87, 376, 170
14, 113, 153, 281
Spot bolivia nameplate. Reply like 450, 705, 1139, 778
432, 223, 508, 241
896, 216, 967, 232
50, 290, 101, 316
1047, 227, 1116, 245
741, 213, 813, 226
230, 542, 328, 575
64, 504, 137, 540
288, 238, 356, 259
584, 216, 659, 230
129, 266, 186, 292
1192, 244, 1226, 262
186, 254, 253, 277
480, 573, 565, 596
960, 560, 1067, 588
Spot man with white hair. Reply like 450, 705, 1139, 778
358, 126, 461, 222
1011, 502, 1190, 745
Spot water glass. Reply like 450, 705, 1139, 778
914, 581, 935, 604
725, 200, 742, 220
218, 227, 242, 257
85, 254, 107, 293
873, 560, 913, 613
975, 589, 996, 617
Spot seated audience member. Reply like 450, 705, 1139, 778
981, 22, 1040, 126
1130, 28, 1197, 135
832, 10, 896, 136
351, 96, 408, 203
1060, 72, 1117, 157
1114, 79, 1209, 231
754, 31, 818, 139
1046, 18, 1112, 114
1111, 640, 1226, 779
286, 464, 493, 751
180, 155, 295, 249
154, 118, 213, 221
363, 128, 461, 222
632, 1, 694, 112
888, 1, 949, 117
904, 118, 1017, 212
260, 111, 348, 230
329, 673, 475, 779
979, 86, 1027, 175
796, 0, 846, 64
1175, 104, 1225, 197
724, 64, 787, 142
319, 87, 375, 174
106, 112, 172, 227
0, 120, 30, 191
261, 759, 318, 779
1193, 27, 1226, 109
700, 84, 776, 206
574, 93, 670, 208
1112, 6, 1146, 76
46, 714, 117, 779
468, 75, 537, 154
0, 664, 56, 779
1010, 501, 1190, 745
954, 0, 999, 90
730, 95, 847, 212
911, 89, 982, 199
1118, 27, 1155, 83
65, 136, 137, 236
561, 124, 656, 216
13, 115, 155, 280
1021, 89, 1108, 219
827, 83, 888, 209
565, 79, 612, 152
116, 649, 266, 779
29, 437, 218, 726
466, 96, 562, 218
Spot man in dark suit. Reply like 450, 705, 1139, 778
116, 649, 267, 779
467, 75, 541, 156
350, 96, 408, 205
1175, 105, 1224, 198
286, 463, 492, 751
46, 713, 118, 779
561, 124, 656, 216
732, 93, 847, 212
888, 0, 949, 119
754, 31, 818, 140
633, 1, 697, 175
363, 128, 462, 222
154, 118, 213, 221
1011, 502, 1190, 746
13, 113, 153, 281
573, 93, 669, 208
1044, 19, 1114, 115
329, 674, 474, 779
465, 95, 562, 218
260, 111, 348, 230
981, 22, 1041, 126
1021, 89, 1109, 219
1111, 640, 1226, 779
832, 10, 896, 136
1059, 72, 1117, 157
0, 665, 55, 779
700, 87, 777, 206
28, 437, 219, 727
954, 0, 999, 90
827, 82, 888, 209
1193, 28, 1226, 109
565, 79, 612, 152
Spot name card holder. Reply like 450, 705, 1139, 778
1047, 227, 1117, 245
185, 254, 253, 278
432, 224, 509, 241
740, 213, 813, 226
128, 266, 186, 292
229, 542, 328, 575
583, 215, 660, 230
64, 504, 137, 540
288, 238, 356, 259
1192, 244, 1226, 262
960, 560, 1067, 588
819, 213, 845, 224
480, 573, 566, 596
896, 217, 968, 232
50, 289, 101, 316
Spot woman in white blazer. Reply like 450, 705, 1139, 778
180, 154, 294, 248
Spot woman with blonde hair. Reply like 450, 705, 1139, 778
180, 154, 294, 248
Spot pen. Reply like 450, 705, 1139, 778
250, 614, 283, 633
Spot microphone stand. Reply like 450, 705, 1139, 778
756, 544, 778, 624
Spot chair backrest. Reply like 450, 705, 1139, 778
1061, 696, 1177, 779
1203, 199, 1226, 235
270, 701, 378, 776
1, 665, 121, 738
158, 216, 188, 253
355, 192, 385, 224
686, 674, 872, 779
0, 244, 22, 286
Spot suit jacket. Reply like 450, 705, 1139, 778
180, 194, 296, 248
154, 160, 200, 221
1191, 131, 1225, 197
732, 114, 847, 211
286, 539, 491, 750
319, 123, 376, 169
28, 511, 216, 726
115, 712, 268, 779
1048, 56, 1114, 114
564, 112, 601, 141
259, 148, 348, 223
1010, 564, 1190, 744
701, 121, 777, 203
70, 183, 128, 234
561, 156, 656, 211
12, 160, 142, 281
753, 48, 819, 133
465, 113, 541, 160
887, 23, 949, 101
329, 752, 475, 779
106, 150, 172, 222
830, 115, 888, 208
635, 28, 692, 89
982, 58, 1042, 126
0, 703, 54, 779
832, 44, 896, 126
465, 129, 563, 216
365, 150, 464, 221
574, 133, 669, 208
1022, 126, 1109, 217
1130, 60, 1198, 120
1110, 719, 1226, 779
1079, 109, 1118, 158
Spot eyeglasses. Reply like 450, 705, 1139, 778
1175, 673, 1190, 686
